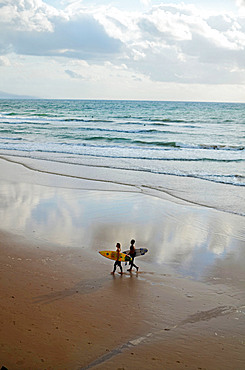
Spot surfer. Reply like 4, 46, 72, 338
111, 243, 123, 275
127, 239, 139, 272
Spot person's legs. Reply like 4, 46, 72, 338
112, 261, 117, 273
128, 257, 138, 271
133, 263, 139, 271
119, 261, 123, 274
127, 258, 133, 271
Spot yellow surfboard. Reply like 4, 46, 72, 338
99, 250, 131, 262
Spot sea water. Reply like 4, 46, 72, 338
0, 99, 244, 214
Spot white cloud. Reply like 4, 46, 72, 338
65, 69, 85, 79
0, 1, 122, 59
140, 0, 151, 6
0, 56, 10, 66
236, 0, 245, 7
95, 3, 245, 84
0, 0, 57, 32
234, 0, 245, 15
0, 1, 245, 100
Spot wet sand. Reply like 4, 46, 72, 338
0, 156, 245, 369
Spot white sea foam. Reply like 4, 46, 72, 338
0, 99, 244, 212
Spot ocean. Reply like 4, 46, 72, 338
0, 99, 244, 216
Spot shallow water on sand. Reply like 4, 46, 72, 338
0, 173, 244, 289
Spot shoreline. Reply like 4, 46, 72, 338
0, 156, 244, 369
1, 153, 245, 217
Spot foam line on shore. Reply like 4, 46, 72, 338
0, 155, 138, 192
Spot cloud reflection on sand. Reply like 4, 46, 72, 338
0, 180, 244, 285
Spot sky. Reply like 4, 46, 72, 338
0, 0, 245, 102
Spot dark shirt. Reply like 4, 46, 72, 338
129, 245, 136, 257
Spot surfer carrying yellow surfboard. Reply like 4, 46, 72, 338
111, 243, 123, 275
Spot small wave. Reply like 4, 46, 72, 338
2, 141, 244, 164
116, 121, 147, 125
199, 144, 244, 151
55, 128, 159, 138
0, 121, 19, 125
68, 136, 245, 151
112, 116, 145, 120
149, 118, 191, 123
112, 115, 131, 118
150, 121, 197, 128
0, 137, 22, 141
134, 140, 180, 147
5, 112, 49, 117
1, 150, 245, 192
63, 118, 114, 123
79, 136, 180, 148
0, 129, 14, 134
75, 126, 158, 134
203, 173, 245, 180
1, 120, 51, 126
35, 113, 50, 117
3, 112, 59, 119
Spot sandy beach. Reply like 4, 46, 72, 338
0, 156, 245, 370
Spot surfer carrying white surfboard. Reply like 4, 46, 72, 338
127, 239, 139, 272
111, 243, 123, 275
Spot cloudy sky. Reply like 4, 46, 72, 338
0, 0, 245, 101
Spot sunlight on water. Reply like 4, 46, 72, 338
0, 179, 244, 287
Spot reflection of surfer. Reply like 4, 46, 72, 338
127, 239, 139, 272
111, 243, 123, 275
